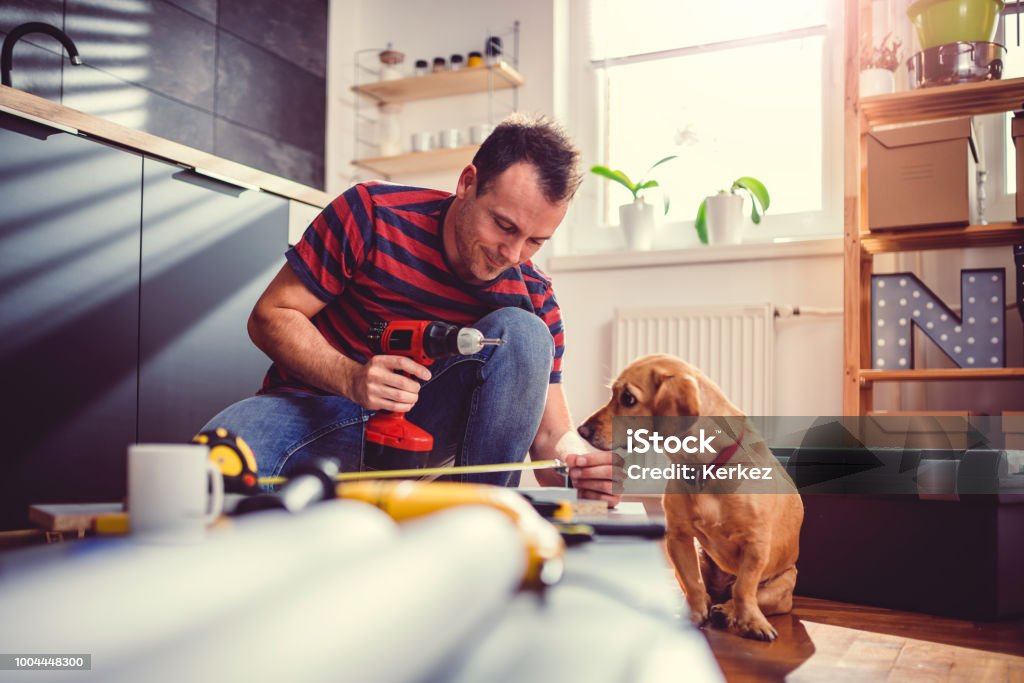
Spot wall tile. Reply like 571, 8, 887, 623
218, 0, 325, 77
215, 29, 324, 154
161, 0, 217, 24
0, 35, 63, 100
0, 0, 64, 48
64, 62, 214, 151
215, 117, 323, 189
3, 0, 325, 191
65, 0, 216, 111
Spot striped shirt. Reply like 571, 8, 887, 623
261, 182, 565, 395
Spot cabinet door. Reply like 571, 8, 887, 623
138, 158, 287, 442
0, 114, 142, 529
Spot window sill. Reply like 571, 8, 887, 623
547, 236, 844, 273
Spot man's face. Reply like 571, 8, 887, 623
447, 162, 568, 284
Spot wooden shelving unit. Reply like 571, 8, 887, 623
351, 40, 523, 178
352, 145, 479, 177
351, 62, 524, 105
843, 0, 1024, 413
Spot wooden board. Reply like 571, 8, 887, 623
353, 145, 478, 177
0, 85, 331, 208
29, 503, 123, 532
860, 222, 1024, 254
860, 77, 1024, 128
352, 62, 524, 105
860, 368, 1024, 384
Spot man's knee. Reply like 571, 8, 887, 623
475, 307, 554, 378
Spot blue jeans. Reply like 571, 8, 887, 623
201, 308, 553, 487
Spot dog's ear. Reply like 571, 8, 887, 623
652, 374, 701, 416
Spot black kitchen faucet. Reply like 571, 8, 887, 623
2, 22, 82, 88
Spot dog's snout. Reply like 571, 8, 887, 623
577, 423, 594, 442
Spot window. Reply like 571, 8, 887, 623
560, 0, 845, 254
985, 10, 1024, 223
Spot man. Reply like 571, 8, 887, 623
201, 114, 618, 504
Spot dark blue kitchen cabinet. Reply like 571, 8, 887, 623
0, 113, 142, 529
0, 113, 290, 529
138, 158, 287, 443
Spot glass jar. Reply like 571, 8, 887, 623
432, 56, 447, 73
467, 51, 483, 68
414, 59, 428, 76
450, 54, 464, 71
378, 48, 405, 81
485, 36, 502, 65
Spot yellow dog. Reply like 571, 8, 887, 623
578, 354, 803, 641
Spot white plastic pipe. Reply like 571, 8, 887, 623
107, 506, 525, 683
0, 501, 399, 661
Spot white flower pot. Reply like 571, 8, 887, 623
619, 199, 656, 250
859, 68, 896, 98
704, 193, 744, 246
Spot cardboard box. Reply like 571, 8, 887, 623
1012, 115, 1024, 224
867, 118, 978, 231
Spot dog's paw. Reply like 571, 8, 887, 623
735, 613, 778, 642
686, 594, 712, 627
709, 603, 730, 629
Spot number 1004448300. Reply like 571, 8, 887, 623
1, 654, 91, 670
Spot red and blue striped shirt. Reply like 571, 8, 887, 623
261, 182, 565, 395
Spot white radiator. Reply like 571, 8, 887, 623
612, 304, 775, 415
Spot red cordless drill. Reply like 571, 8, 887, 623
365, 320, 503, 454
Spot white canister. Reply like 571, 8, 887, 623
380, 65, 403, 81
438, 128, 462, 149
378, 102, 402, 157
411, 131, 434, 152
469, 123, 494, 145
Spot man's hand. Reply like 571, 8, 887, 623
345, 355, 431, 411
563, 450, 622, 507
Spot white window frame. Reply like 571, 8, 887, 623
555, 0, 846, 257
977, 11, 1023, 224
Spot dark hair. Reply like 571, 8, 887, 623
471, 113, 582, 204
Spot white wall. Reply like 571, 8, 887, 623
552, 254, 846, 422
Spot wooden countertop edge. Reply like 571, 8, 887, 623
0, 85, 333, 208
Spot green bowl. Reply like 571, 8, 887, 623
907, 0, 1005, 49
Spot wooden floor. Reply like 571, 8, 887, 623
702, 596, 1024, 682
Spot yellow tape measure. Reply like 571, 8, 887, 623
257, 458, 565, 487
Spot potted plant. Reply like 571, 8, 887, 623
860, 32, 903, 97
590, 156, 676, 250
694, 176, 770, 245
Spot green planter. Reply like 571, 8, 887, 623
907, 0, 1005, 49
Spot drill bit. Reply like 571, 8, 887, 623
455, 328, 504, 355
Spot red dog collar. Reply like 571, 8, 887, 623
707, 427, 746, 471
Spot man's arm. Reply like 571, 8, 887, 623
248, 264, 429, 411
530, 384, 621, 505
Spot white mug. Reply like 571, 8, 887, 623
411, 131, 433, 152
438, 128, 461, 149
128, 443, 224, 544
